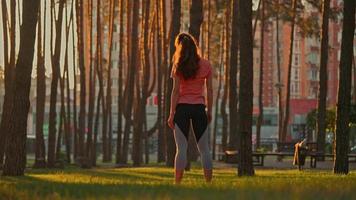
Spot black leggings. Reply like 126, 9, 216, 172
173, 104, 208, 141
173, 103, 212, 170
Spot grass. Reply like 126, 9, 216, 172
1, 165, 356, 200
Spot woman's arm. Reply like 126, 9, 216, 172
206, 72, 213, 123
168, 77, 180, 129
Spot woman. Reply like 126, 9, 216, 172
167, 33, 213, 184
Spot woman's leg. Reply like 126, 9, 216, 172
173, 124, 188, 171
173, 105, 190, 183
191, 105, 213, 182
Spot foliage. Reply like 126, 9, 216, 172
1, 167, 356, 200
306, 108, 336, 132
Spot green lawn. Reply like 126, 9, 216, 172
1, 166, 356, 200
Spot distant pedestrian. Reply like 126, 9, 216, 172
167, 33, 213, 184
293, 138, 308, 170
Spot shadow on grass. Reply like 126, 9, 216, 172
1, 168, 356, 200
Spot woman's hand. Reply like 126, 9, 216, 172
168, 113, 175, 129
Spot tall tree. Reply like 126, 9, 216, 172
256, 0, 265, 150
189, 0, 203, 40
103, 0, 117, 162
281, 0, 298, 142
212, 29, 224, 159
86, 0, 95, 166
333, 0, 355, 175
116, 0, 125, 164
220, 3, 230, 152
156, 0, 165, 163
228, 0, 239, 150
72, 1, 78, 161
47, 0, 66, 168
165, 0, 181, 167
275, 0, 284, 144
76, 0, 87, 166
316, 0, 330, 155
128, 0, 140, 165
0, 0, 12, 168
34, 0, 47, 168
186, 0, 204, 170
2, 0, 40, 176
120, 0, 132, 164
237, 0, 254, 176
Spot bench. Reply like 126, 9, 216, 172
224, 151, 293, 166
309, 153, 356, 168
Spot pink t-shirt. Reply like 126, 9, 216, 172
171, 58, 212, 105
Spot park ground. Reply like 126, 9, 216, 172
1, 159, 356, 200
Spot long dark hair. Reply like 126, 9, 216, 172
172, 33, 201, 80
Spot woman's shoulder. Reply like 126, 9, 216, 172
198, 58, 212, 78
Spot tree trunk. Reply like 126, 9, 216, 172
189, 0, 203, 41
156, 0, 166, 163
86, 0, 94, 166
64, 1, 75, 164
212, 30, 224, 160
0, 0, 14, 169
120, 0, 132, 164
316, 0, 330, 155
221, 4, 230, 152
228, 0, 239, 150
130, 0, 141, 166
237, 0, 254, 176
72, 5, 78, 161
161, 0, 169, 164
186, 0, 204, 170
281, 0, 297, 142
116, 0, 125, 164
48, 0, 65, 168
106, 0, 117, 162
333, 0, 355, 175
34, 0, 47, 168
276, 3, 284, 144
2, 0, 40, 176
256, 0, 265, 150
165, 0, 181, 167
77, 0, 87, 166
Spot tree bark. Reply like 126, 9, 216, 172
333, 0, 355, 175
256, 0, 265, 150
281, 0, 297, 142
228, 0, 239, 150
156, 0, 166, 163
2, 0, 40, 176
316, 0, 330, 155
212, 29, 224, 159
237, 0, 254, 176
120, 0, 132, 164
34, 0, 47, 168
189, 0, 203, 41
165, 0, 181, 167
0, 0, 15, 169
48, 0, 65, 168
86, 0, 94, 166
220, 4, 230, 152
186, 0, 204, 170
130, 0, 141, 166
116, 0, 125, 164
276, 2, 284, 144
76, 0, 87, 166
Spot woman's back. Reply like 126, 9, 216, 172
171, 58, 212, 105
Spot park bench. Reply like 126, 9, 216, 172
309, 153, 356, 168
224, 142, 320, 167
